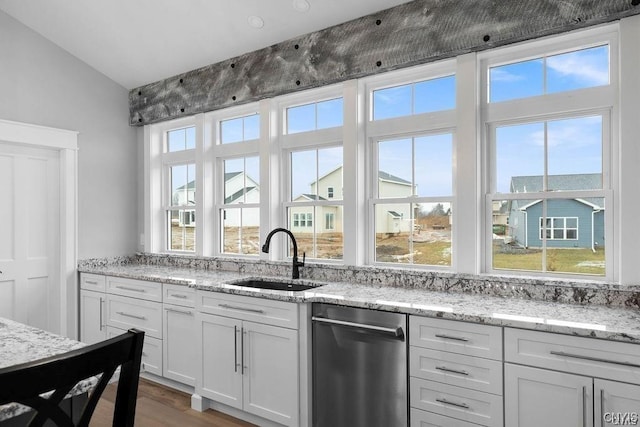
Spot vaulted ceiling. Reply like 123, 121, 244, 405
0, 0, 413, 89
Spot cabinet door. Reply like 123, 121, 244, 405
505, 363, 593, 427
198, 313, 243, 410
79, 290, 106, 344
242, 321, 299, 427
163, 304, 196, 386
594, 379, 640, 427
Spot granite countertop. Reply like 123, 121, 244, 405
0, 318, 97, 421
80, 263, 640, 344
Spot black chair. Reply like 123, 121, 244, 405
0, 328, 145, 427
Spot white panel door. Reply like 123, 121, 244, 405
0, 144, 60, 333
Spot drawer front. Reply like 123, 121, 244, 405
410, 347, 503, 395
410, 377, 503, 427
107, 277, 162, 302
80, 273, 106, 292
504, 328, 640, 385
410, 316, 502, 360
106, 295, 162, 339
164, 283, 196, 308
197, 291, 298, 329
410, 408, 482, 427
107, 327, 162, 376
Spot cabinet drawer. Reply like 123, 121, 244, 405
410, 377, 503, 427
106, 295, 162, 339
80, 273, 106, 292
107, 327, 162, 376
410, 317, 502, 360
410, 347, 503, 395
164, 284, 196, 308
197, 291, 298, 329
504, 328, 640, 385
107, 277, 162, 302
410, 408, 483, 427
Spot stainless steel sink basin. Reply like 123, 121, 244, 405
230, 279, 317, 292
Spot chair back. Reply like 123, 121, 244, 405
0, 328, 144, 427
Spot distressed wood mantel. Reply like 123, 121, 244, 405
129, 0, 640, 126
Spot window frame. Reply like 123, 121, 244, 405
480, 25, 618, 280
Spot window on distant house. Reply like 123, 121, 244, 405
539, 217, 579, 240
327, 187, 334, 199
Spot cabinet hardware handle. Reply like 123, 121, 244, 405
234, 326, 239, 373
312, 316, 404, 338
99, 297, 104, 331
165, 307, 192, 315
170, 293, 188, 299
85, 280, 98, 285
550, 350, 640, 368
582, 386, 587, 427
116, 311, 146, 320
435, 333, 469, 342
115, 285, 146, 293
218, 304, 265, 314
436, 398, 469, 409
600, 388, 605, 427
435, 366, 469, 376
241, 327, 246, 375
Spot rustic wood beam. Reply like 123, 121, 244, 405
129, 0, 640, 126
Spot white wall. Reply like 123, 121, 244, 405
0, 10, 138, 258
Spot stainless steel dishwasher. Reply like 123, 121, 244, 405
312, 303, 408, 427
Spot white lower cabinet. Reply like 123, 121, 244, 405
197, 292, 300, 427
163, 303, 197, 386
504, 327, 640, 427
79, 289, 106, 345
409, 316, 503, 427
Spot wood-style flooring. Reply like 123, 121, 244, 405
90, 378, 256, 427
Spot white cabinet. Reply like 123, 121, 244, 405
197, 292, 300, 427
409, 316, 503, 427
79, 273, 106, 344
505, 363, 594, 427
163, 284, 196, 386
504, 328, 640, 427
79, 289, 105, 344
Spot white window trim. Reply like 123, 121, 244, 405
481, 23, 617, 281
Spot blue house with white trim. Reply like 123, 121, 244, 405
507, 174, 604, 250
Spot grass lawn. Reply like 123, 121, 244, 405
493, 244, 605, 275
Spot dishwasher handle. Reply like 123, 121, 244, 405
312, 316, 405, 339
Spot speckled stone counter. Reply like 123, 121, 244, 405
78, 255, 640, 345
0, 318, 95, 421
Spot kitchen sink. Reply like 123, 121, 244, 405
230, 279, 317, 292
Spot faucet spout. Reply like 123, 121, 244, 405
262, 228, 305, 279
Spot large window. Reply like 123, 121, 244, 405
484, 29, 615, 278
145, 23, 631, 282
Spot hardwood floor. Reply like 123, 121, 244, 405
90, 378, 256, 427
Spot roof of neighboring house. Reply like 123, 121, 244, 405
387, 210, 403, 218
510, 173, 602, 193
175, 180, 196, 191
312, 165, 411, 186
296, 194, 328, 201
225, 186, 257, 204
224, 171, 242, 181
510, 173, 604, 210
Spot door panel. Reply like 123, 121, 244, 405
0, 144, 59, 332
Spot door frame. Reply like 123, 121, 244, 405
0, 119, 78, 338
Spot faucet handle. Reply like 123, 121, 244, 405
299, 252, 306, 266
